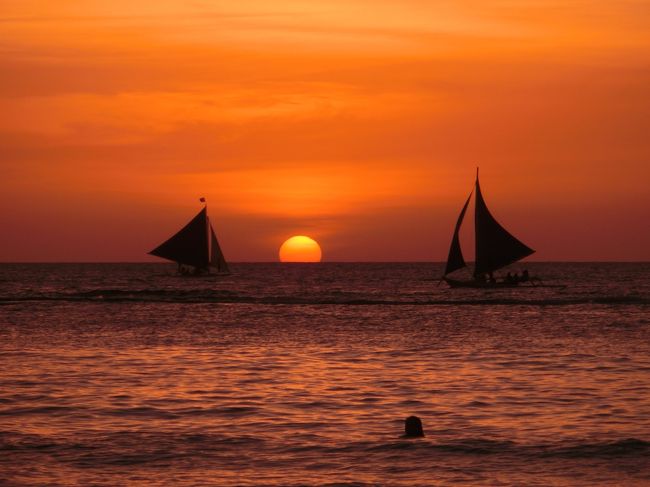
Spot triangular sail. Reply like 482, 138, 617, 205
474, 177, 534, 276
209, 224, 229, 273
149, 208, 209, 269
444, 191, 473, 275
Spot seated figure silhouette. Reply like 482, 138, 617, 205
403, 416, 425, 438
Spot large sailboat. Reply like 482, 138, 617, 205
149, 202, 229, 275
443, 169, 534, 287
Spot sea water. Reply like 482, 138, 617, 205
1, 263, 649, 486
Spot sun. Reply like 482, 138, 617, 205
279, 236, 322, 263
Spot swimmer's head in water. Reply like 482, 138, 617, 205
404, 416, 424, 437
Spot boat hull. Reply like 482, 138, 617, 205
444, 277, 520, 288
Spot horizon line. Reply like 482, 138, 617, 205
1, 261, 649, 264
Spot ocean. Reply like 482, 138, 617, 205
1, 262, 649, 486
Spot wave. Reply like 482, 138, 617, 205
296, 437, 650, 460
1, 289, 648, 306
390, 438, 649, 458
0, 405, 78, 416
2, 430, 647, 461
543, 438, 650, 458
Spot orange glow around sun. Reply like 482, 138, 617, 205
279, 236, 322, 263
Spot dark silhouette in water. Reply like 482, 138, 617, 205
404, 416, 424, 437
442, 168, 535, 288
148, 199, 229, 275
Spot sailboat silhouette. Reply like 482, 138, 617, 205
443, 169, 534, 287
149, 201, 229, 275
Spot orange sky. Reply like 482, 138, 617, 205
1, 0, 649, 262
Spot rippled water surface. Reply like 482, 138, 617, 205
1, 263, 649, 486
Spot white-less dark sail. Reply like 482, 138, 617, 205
473, 177, 534, 276
444, 191, 472, 276
149, 208, 210, 269
209, 224, 229, 273
443, 170, 534, 280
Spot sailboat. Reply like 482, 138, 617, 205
148, 201, 229, 275
443, 169, 534, 287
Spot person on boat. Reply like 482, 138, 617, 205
512, 272, 519, 283
521, 269, 530, 282
192, 266, 209, 276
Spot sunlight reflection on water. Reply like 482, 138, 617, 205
1, 263, 649, 485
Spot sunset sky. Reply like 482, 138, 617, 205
1, 0, 648, 262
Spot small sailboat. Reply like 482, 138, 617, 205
149, 200, 229, 275
443, 169, 534, 287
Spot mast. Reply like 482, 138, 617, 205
474, 168, 479, 274
205, 203, 210, 262
204, 198, 229, 273
202, 197, 211, 273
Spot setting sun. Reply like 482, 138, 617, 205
279, 236, 322, 263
